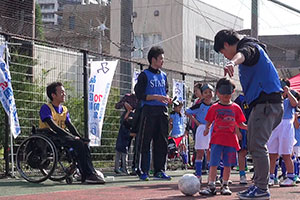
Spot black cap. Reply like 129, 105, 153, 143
218, 84, 234, 95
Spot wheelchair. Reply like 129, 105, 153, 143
16, 127, 78, 184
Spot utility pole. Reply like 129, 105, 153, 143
120, 0, 133, 95
251, 0, 258, 38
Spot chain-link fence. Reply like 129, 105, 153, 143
0, 32, 215, 176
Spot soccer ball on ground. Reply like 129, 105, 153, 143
178, 173, 200, 196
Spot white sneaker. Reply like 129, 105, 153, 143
280, 178, 295, 187
240, 175, 247, 184
220, 185, 232, 195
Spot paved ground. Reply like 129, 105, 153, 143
0, 169, 300, 200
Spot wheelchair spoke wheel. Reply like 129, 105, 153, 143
16, 135, 58, 183
48, 147, 76, 182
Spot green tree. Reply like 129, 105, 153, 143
35, 3, 45, 40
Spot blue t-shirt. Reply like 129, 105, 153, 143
295, 117, 300, 147
186, 102, 212, 124
170, 112, 184, 137
40, 104, 71, 122
282, 98, 295, 119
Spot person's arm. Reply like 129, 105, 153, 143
65, 120, 81, 138
44, 118, 77, 138
134, 72, 148, 100
235, 126, 242, 140
224, 52, 245, 77
203, 121, 212, 136
284, 86, 298, 107
237, 122, 248, 130
169, 118, 173, 134
294, 113, 300, 129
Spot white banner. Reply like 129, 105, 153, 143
0, 44, 21, 138
172, 79, 184, 102
88, 60, 118, 146
131, 68, 140, 92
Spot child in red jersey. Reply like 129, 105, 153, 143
200, 78, 247, 196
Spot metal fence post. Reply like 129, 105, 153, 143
83, 51, 89, 139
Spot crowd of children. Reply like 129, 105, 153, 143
113, 76, 300, 196
112, 44, 300, 199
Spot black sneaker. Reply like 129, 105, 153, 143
85, 174, 105, 184
199, 186, 216, 196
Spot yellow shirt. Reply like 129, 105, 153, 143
39, 103, 68, 129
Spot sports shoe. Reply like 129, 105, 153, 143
237, 184, 256, 195
295, 175, 300, 183
120, 168, 129, 175
240, 175, 247, 185
238, 186, 270, 200
199, 185, 217, 196
85, 173, 106, 184
280, 178, 296, 187
268, 178, 279, 186
221, 184, 232, 195
114, 169, 122, 174
154, 172, 171, 180
139, 173, 149, 181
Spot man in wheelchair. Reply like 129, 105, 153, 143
38, 81, 105, 184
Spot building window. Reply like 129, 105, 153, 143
195, 36, 226, 67
133, 33, 162, 58
69, 16, 75, 30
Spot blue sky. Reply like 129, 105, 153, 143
200, 0, 300, 35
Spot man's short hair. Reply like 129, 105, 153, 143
47, 82, 63, 101
147, 46, 164, 64
216, 78, 236, 95
214, 29, 240, 53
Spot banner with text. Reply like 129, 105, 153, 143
0, 44, 21, 138
172, 79, 184, 102
88, 60, 118, 146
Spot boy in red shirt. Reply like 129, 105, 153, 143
200, 78, 247, 196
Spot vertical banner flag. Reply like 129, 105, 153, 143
0, 44, 21, 138
131, 68, 140, 92
88, 60, 118, 146
172, 79, 184, 102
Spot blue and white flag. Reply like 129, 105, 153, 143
0, 44, 21, 138
88, 60, 118, 146
131, 68, 140, 92
172, 79, 184, 102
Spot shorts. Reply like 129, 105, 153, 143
194, 124, 211, 150
209, 144, 237, 167
267, 119, 296, 155
238, 129, 247, 151
293, 146, 300, 157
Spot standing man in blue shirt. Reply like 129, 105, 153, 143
134, 46, 172, 181
214, 29, 283, 199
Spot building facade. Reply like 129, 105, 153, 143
111, 0, 243, 93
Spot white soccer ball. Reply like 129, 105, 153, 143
178, 174, 200, 196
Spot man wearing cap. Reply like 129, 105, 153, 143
214, 29, 283, 199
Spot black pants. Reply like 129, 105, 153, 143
44, 132, 95, 182
139, 106, 169, 175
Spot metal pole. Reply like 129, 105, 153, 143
251, 0, 258, 38
83, 51, 89, 139
5, 42, 15, 177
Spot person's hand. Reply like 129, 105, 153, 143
224, 61, 236, 77
74, 136, 80, 140
203, 128, 209, 136
283, 86, 289, 94
157, 95, 172, 104
124, 102, 133, 111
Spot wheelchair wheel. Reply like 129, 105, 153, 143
16, 134, 58, 183
48, 147, 76, 182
